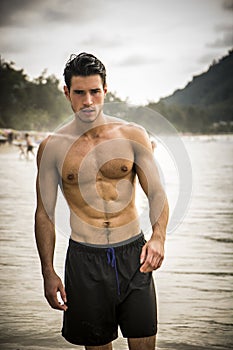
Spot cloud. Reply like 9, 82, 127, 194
116, 54, 162, 67
215, 24, 233, 31
0, 0, 32, 18
0, 0, 47, 27
207, 21, 233, 48
207, 31, 233, 48
80, 35, 123, 49
0, 25, 45, 54
0, 36, 25, 54
222, 0, 233, 10
198, 53, 218, 65
42, 0, 105, 23
0, 0, 105, 27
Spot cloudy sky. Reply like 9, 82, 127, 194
1, 0, 233, 104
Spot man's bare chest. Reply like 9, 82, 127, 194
59, 138, 135, 185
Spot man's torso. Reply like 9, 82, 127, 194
51, 118, 141, 244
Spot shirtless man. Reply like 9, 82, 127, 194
35, 53, 169, 350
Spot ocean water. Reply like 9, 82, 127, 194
0, 135, 232, 350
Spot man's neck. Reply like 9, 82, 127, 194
74, 112, 108, 138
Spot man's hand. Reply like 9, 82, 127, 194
43, 271, 68, 311
140, 239, 164, 273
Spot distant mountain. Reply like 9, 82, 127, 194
147, 50, 233, 133
161, 50, 233, 107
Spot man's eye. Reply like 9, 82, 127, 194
74, 90, 84, 95
91, 89, 100, 94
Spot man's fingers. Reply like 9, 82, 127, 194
140, 239, 165, 272
44, 273, 68, 311
140, 253, 152, 272
46, 292, 67, 311
151, 255, 164, 269
140, 252, 164, 273
45, 285, 68, 311
46, 292, 61, 310
140, 262, 149, 273
60, 285, 67, 304
59, 285, 68, 311
140, 243, 147, 264
59, 303, 68, 311
157, 257, 164, 268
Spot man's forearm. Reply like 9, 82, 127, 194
140, 192, 169, 273
35, 209, 67, 311
35, 210, 56, 277
149, 193, 169, 243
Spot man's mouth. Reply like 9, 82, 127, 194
82, 108, 95, 113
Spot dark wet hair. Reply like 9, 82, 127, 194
63, 52, 106, 91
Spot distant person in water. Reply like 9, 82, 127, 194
18, 143, 25, 159
25, 133, 35, 159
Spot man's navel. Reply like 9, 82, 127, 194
103, 221, 110, 228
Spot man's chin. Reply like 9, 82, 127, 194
76, 112, 98, 123
76, 109, 102, 123
79, 118, 97, 124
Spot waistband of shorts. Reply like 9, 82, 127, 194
68, 231, 145, 253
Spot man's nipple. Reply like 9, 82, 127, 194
67, 173, 75, 180
121, 165, 128, 172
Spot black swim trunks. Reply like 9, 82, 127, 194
27, 145, 33, 151
62, 233, 157, 346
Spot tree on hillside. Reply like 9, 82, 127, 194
148, 50, 233, 133
0, 58, 70, 130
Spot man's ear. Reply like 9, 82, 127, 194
104, 85, 107, 95
64, 86, 71, 101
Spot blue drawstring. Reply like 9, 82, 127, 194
107, 247, 120, 296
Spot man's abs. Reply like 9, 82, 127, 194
69, 199, 141, 245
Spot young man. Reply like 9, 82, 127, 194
35, 52, 169, 350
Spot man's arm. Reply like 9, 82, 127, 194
132, 126, 169, 273
35, 138, 67, 311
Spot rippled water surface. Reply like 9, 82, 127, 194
0, 135, 233, 350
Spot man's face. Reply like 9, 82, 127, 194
64, 74, 107, 123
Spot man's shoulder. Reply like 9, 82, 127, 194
40, 120, 75, 148
119, 120, 149, 141
105, 115, 147, 135
114, 119, 151, 150
37, 128, 70, 161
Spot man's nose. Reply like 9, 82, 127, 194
83, 93, 93, 106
